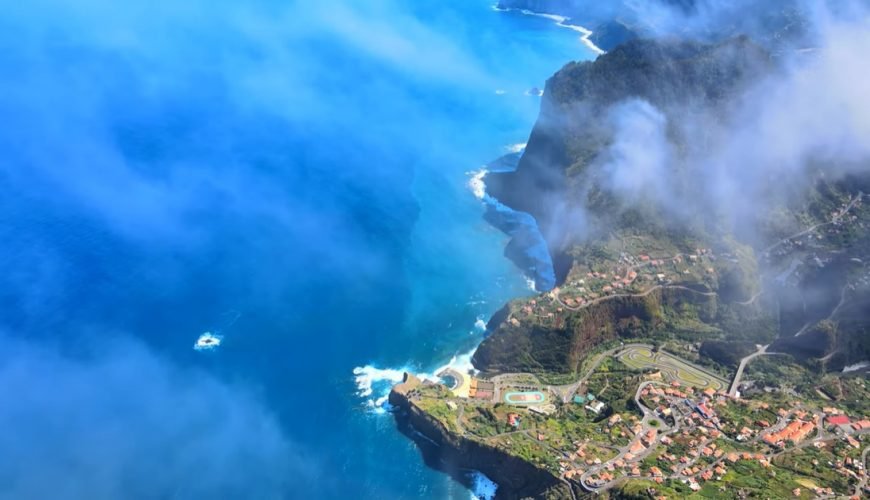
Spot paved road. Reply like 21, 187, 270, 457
854, 445, 870, 497
728, 344, 769, 396
795, 283, 850, 337
552, 344, 650, 403
554, 283, 715, 313
763, 192, 865, 256
578, 380, 680, 492
575, 389, 869, 494
737, 290, 764, 306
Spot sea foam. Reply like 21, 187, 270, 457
353, 365, 406, 398
843, 361, 870, 373
469, 471, 498, 500
193, 332, 223, 351
353, 344, 479, 414
474, 316, 487, 332
467, 168, 489, 200
496, 6, 605, 55
505, 142, 527, 154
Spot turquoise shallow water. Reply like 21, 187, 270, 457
0, 1, 594, 498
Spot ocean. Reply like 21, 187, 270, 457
0, 1, 595, 498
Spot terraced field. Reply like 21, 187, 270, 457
617, 346, 727, 391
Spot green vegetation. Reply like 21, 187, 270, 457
414, 384, 460, 432
586, 359, 643, 415
403, 336, 868, 498
473, 223, 778, 377
744, 356, 824, 400
773, 446, 853, 492
715, 400, 778, 436
495, 433, 557, 470
817, 375, 870, 415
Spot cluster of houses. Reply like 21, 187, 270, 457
560, 440, 623, 482
578, 423, 768, 490
512, 298, 562, 327
554, 377, 869, 494
654, 425, 767, 490
505, 248, 723, 331
560, 414, 656, 486
580, 382, 828, 490
824, 408, 870, 434
569, 249, 718, 301
834, 454, 867, 490
761, 418, 816, 447
641, 383, 729, 428
578, 380, 867, 496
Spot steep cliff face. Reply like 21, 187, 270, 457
486, 37, 771, 258
389, 374, 575, 499
477, 37, 783, 376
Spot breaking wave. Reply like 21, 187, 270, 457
505, 142, 526, 154
495, 5, 605, 54
467, 168, 489, 200
843, 361, 870, 373
474, 316, 487, 332
469, 471, 498, 500
352, 347, 479, 414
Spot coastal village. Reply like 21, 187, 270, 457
392, 193, 870, 498
506, 244, 722, 332
398, 342, 870, 498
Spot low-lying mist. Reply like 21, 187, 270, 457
540, 0, 870, 250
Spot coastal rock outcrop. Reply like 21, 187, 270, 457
389, 373, 575, 499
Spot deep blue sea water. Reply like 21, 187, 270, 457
0, 2, 594, 498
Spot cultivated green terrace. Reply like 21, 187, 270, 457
471, 231, 769, 377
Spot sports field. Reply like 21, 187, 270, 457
617, 346, 727, 391
504, 391, 546, 405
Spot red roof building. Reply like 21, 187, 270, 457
827, 415, 851, 426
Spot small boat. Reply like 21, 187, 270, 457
194, 332, 223, 351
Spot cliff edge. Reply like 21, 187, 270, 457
389, 373, 576, 499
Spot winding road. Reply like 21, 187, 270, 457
794, 282, 850, 337
763, 192, 865, 257
553, 283, 716, 314
552, 344, 642, 403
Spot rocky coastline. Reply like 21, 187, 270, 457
389, 9, 870, 498
389, 373, 576, 499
